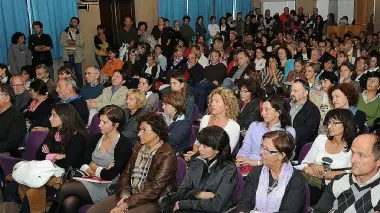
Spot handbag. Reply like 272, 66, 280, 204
301, 172, 325, 189
158, 190, 177, 213
62, 167, 87, 181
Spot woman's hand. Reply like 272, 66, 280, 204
196, 192, 215, 199
110, 204, 128, 213
89, 162, 99, 171
86, 168, 95, 176
173, 201, 180, 212
183, 151, 194, 161
310, 164, 325, 178
42, 145, 50, 153
108, 161, 115, 169
53, 154, 66, 160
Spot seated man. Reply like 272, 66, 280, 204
80, 66, 104, 100
56, 77, 89, 124
11, 75, 31, 112
314, 134, 380, 212
35, 64, 58, 100
0, 83, 26, 157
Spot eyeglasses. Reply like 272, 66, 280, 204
260, 144, 279, 155
139, 128, 154, 133
12, 84, 24, 87
327, 121, 342, 126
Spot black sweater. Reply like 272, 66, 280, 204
83, 134, 132, 181
66, 97, 89, 124
36, 132, 89, 170
178, 63, 204, 87
0, 105, 26, 156
24, 99, 54, 129
236, 165, 306, 213
203, 63, 227, 85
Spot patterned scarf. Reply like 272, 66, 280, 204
254, 162, 293, 213
130, 142, 163, 194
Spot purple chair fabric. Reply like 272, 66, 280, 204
25, 131, 48, 161
191, 104, 199, 122
78, 204, 93, 213
189, 125, 200, 147
89, 114, 101, 135
298, 142, 312, 164
176, 157, 187, 186
157, 100, 163, 112
303, 183, 310, 213
233, 172, 244, 204
0, 154, 22, 176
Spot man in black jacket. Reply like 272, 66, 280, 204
290, 79, 321, 159
0, 83, 26, 157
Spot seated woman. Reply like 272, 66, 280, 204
236, 95, 296, 166
329, 83, 366, 134
236, 131, 306, 213
237, 79, 262, 133
298, 108, 356, 205
87, 69, 128, 111
261, 57, 284, 91
162, 91, 192, 153
285, 59, 306, 83
57, 66, 76, 82
138, 73, 159, 113
0, 63, 12, 84
101, 46, 124, 79
122, 49, 143, 89
304, 62, 321, 91
24, 79, 54, 129
168, 72, 195, 120
173, 126, 238, 213
143, 54, 161, 80
20, 104, 91, 213
184, 88, 240, 161
122, 89, 147, 147
339, 62, 361, 93
357, 72, 380, 129
49, 105, 133, 213
87, 113, 177, 213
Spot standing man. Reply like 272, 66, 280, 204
59, 17, 85, 87
180, 16, 195, 46
28, 21, 54, 79
117, 16, 138, 49
290, 79, 321, 159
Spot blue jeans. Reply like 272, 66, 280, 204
64, 55, 83, 87
95, 54, 107, 69
222, 78, 238, 92
193, 80, 217, 114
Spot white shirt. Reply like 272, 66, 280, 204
194, 115, 240, 152
208, 24, 220, 38
198, 54, 209, 68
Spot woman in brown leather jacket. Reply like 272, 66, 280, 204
87, 113, 177, 213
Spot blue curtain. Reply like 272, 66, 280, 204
158, 0, 187, 25
235, 0, 252, 17
188, 0, 212, 32
0, 0, 30, 64
214, 0, 234, 21
28, 0, 78, 59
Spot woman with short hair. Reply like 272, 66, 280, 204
8, 32, 32, 75
236, 131, 306, 213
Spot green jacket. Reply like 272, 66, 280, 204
357, 91, 380, 128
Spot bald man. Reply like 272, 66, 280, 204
314, 134, 380, 212
11, 75, 30, 111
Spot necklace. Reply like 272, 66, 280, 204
267, 179, 279, 194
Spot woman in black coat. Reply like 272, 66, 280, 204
237, 80, 262, 132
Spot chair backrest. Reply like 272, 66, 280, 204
0, 154, 22, 176
303, 183, 310, 213
233, 172, 244, 204
191, 104, 199, 122
26, 131, 48, 161
298, 142, 313, 164
189, 125, 200, 147
89, 114, 101, 135
176, 157, 187, 186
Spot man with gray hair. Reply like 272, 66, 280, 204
80, 66, 104, 100
35, 64, 57, 100
56, 77, 89, 123
11, 75, 30, 111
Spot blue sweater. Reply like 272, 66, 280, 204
80, 83, 104, 100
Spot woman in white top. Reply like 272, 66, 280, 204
184, 87, 240, 161
138, 73, 159, 113
298, 108, 357, 204
208, 16, 220, 46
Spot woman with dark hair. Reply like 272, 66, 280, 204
49, 105, 133, 213
312, 15, 324, 38
57, 66, 77, 81
173, 126, 238, 212
161, 91, 192, 153
101, 45, 124, 78
169, 72, 194, 120
329, 83, 367, 134
87, 69, 128, 111
219, 17, 230, 43
0, 63, 12, 84
8, 32, 32, 75
237, 80, 262, 133
276, 47, 294, 81
261, 57, 284, 90
21, 65, 35, 90
339, 62, 361, 92
94, 25, 109, 68
236, 95, 295, 166
196, 16, 207, 39
236, 131, 306, 212
254, 46, 267, 71
298, 108, 356, 204
87, 113, 177, 213
24, 79, 54, 129
19, 104, 91, 213
122, 49, 143, 89
137, 21, 149, 43
138, 73, 159, 113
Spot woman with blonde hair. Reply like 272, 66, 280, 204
184, 87, 240, 161
121, 89, 147, 147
